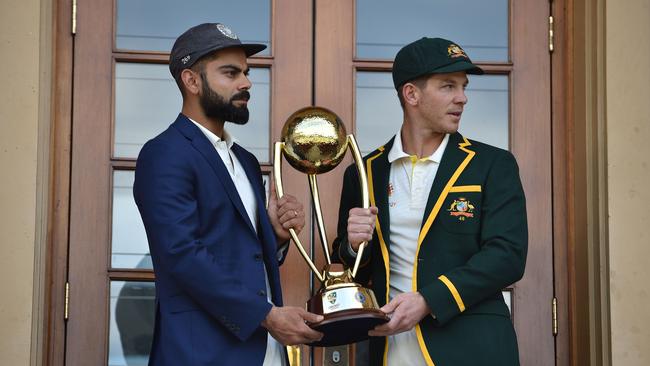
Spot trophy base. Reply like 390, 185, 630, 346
308, 308, 389, 347
306, 283, 389, 347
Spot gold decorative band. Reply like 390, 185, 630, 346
438, 275, 466, 312
449, 185, 481, 192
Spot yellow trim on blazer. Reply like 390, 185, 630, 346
415, 324, 436, 366
412, 137, 475, 366
365, 146, 391, 366
438, 275, 466, 312
449, 185, 481, 192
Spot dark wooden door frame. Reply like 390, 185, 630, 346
43, 0, 73, 365
551, 0, 571, 364
552, 0, 611, 365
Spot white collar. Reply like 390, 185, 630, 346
387, 129, 449, 164
188, 117, 238, 149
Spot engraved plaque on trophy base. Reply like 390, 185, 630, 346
307, 284, 389, 347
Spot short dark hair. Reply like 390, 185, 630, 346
174, 50, 222, 98
397, 74, 430, 108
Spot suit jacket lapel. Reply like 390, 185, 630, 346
172, 114, 256, 234
419, 132, 476, 243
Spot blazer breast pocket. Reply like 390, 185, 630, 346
439, 185, 482, 234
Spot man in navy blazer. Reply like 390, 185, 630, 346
134, 23, 323, 366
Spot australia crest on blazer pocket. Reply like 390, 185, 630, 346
439, 187, 482, 234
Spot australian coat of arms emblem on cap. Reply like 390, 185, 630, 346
448, 197, 475, 221
217, 24, 238, 39
447, 44, 468, 59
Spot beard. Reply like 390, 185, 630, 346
199, 72, 250, 125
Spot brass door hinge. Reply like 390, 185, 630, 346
548, 16, 555, 53
72, 0, 77, 35
64, 282, 70, 320
552, 297, 558, 336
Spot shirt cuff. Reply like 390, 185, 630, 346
346, 240, 358, 258
276, 241, 290, 262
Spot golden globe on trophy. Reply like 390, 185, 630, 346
273, 106, 389, 347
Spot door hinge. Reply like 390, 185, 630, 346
71, 0, 77, 35
548, 16, 555, 53
64, 282, 70, 320
552, 297, 558, 336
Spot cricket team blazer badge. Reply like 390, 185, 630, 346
448, 197, 475, 221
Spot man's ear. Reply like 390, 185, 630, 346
180, 69, 201, 96
402, 83, 420, 106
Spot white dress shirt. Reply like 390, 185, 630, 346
190, 119, 286, 366
346, 130, 449, 364
383, 130, 448, 365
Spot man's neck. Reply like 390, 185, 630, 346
400, 121, 446, 158
182, 103, 225, 139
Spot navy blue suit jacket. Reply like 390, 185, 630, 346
134, 114, 286, 365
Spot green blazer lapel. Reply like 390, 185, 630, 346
366, 137, 393, 249
365, 137, 394, 304
419, 132, 476, 244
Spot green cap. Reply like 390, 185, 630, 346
392, 37, 484, 89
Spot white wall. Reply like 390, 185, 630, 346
606, 1, 650, 365
0, 0, 49, 365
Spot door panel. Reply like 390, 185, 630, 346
114, 0, 272, 54
355, 0, 509, 62
315, 0, 554, 365
67, 1, 313, 365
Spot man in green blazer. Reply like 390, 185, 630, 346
332, 37, 528, 366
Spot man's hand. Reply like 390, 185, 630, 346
261, 306, 324, 345
368, 292, 431, 337
267, 183, 305, 242
347, 207, 378, 251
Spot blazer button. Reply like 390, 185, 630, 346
254, 253, 263, 261
258, 290, 267, 297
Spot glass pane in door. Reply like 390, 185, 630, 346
116, 0, 271, 55
114, 63, 271, 162
111, 170, 151, 269
356, 0, 508, 61
355, 71, 509, 155
108, 281, 155, 366
113, 63, 180, 159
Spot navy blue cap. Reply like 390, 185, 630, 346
169, 23, 266, 80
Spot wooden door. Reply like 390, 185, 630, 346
65, 0, 314, 364
312, 1, 554, 365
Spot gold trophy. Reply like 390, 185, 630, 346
274, 106, 388, 347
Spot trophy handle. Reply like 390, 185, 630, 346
308, 175, 331, 266
274, 142, 325, 283
346, 135, 370, 279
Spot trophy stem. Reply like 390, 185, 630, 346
308, 174, 332, 266
346, 135, 371, 279
274, 142, 325, 283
